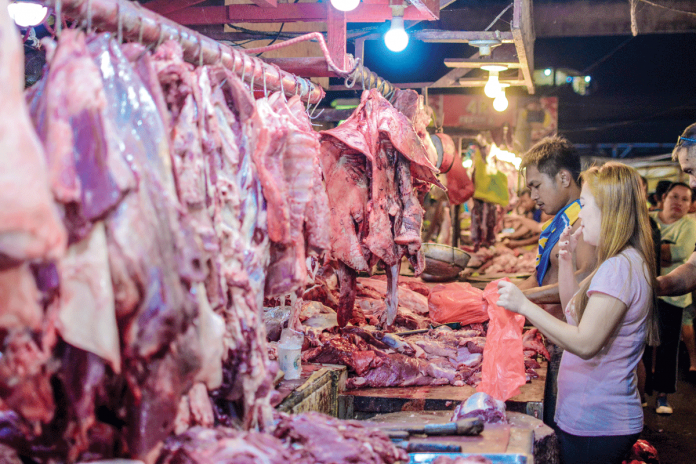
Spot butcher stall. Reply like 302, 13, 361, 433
0, 0, 556, 462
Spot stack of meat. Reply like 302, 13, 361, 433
158, 412, 406, 464
320, 89, 443, 328
295, 274, 550, 389
466, 245, 537, 276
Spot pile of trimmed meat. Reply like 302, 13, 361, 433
269, 271, 550, 390
465, 245, 537, 276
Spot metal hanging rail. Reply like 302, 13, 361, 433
45, 0, 325, 104
344, 59, 398, 102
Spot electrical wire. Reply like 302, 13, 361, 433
638, 0, 696, 17
580, 36, 634, 75
484, 2, 513, 31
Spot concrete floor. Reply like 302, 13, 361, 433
640, 345, 696, 463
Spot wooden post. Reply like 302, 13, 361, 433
326, 4, 348, 70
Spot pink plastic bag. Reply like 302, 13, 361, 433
477, 279, 526, 401
428, 282, 488, 325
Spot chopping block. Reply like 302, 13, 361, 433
365, 410, 558, 462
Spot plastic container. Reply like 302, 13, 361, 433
278, 328, 303, 380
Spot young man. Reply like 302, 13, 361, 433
516, 136, 597, 316
515, 136, 597, 429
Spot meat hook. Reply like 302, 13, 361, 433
294, 75, 300, 96
55, 0, 62, 37
196, 33, 204, 67
360, 62, 366, 91
249, 59, 256, 95
216, 42, 223, 65
116, 0, 123, 44
86, 0, 92, 32
156, 23, 166, 48
230, 51, 237, 73
137, 14, 144, 44
274, 65, 286, 100
344, 58, 361, 89
240, 54, 247, 83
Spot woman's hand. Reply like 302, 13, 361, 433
558, 225, 583, 263
496, 280, 531, 316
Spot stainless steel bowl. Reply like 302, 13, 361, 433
420, 243, 471, 282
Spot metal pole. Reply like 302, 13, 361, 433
452, 203, 460, 248
44, 0, 325, 104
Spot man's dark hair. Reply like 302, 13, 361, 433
664, 181, 693, 202
520, 136, 581, 185
654, 180, 672, 202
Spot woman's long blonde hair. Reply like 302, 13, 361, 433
572, 162, 659, 345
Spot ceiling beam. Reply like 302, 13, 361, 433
511, 0, 535, 94
444, 59, 521, 69
406, 0, 439, 21
144, 0, 208, 16
248, 0, 279, 8
413, 30, 514, 43
165, 2, 437, 26
438, 1, 696, 38
457, 78, 526, 87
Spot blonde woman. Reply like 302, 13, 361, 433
497, 162, 658, 464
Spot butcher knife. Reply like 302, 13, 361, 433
394, 441, 463, 453
397, 322, 462, 337
380, 417, 484, 437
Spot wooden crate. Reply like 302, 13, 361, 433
275, 363, 347, 416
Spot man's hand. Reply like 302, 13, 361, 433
497, 280, 532, 316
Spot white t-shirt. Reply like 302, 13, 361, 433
555, 247, 650, 436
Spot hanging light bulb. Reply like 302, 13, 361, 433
7, 1, 48, 27
330, 0, 360, 12
493, 87, 509, 112
384, 5, 408, 53
481, 65, 507, 98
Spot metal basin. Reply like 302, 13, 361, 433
421, 243, 471, 282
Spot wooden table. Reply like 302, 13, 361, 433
366, 410, 559, 464
339, 364, 546, 420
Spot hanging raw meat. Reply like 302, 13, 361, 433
320, 89, 443, 327
0, 0, 65, 266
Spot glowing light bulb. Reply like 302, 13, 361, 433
384, 16, 408, 52
484, 73, 501, 98
544, 68, 552, 76
493, 89, 508, 112
7, 1, 48, 27
330, 0, 360, 12
481, 65, 507, 98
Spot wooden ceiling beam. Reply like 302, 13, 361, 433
511, 0, 535, 94
413, 30, 514, 43
444, 59, 521, 69
165, 2, 437, 26
144, 0, 208, 16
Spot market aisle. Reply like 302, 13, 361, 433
641, 347, 696, 463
